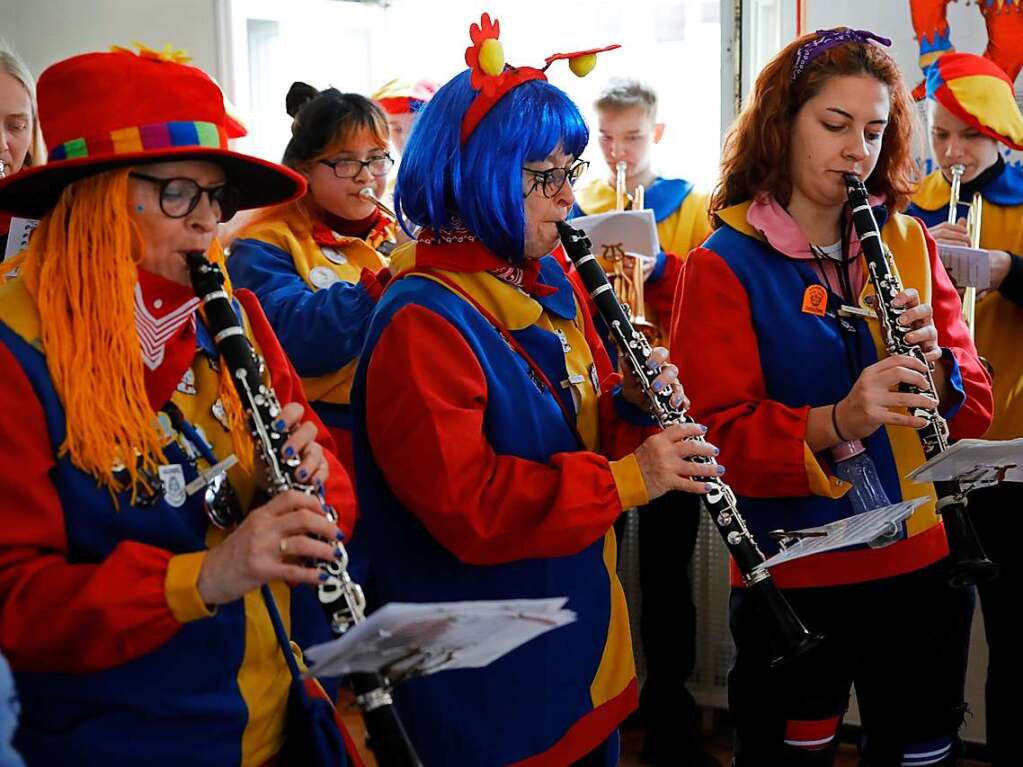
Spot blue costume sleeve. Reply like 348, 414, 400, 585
228, 238, 376, 378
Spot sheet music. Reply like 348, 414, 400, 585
763, 498, 928, 569
303, 598, 576, 682
906, 438, 1023, 485
3, 217, 38, 261
937, 244, 991, 289
568, 209, 659, 260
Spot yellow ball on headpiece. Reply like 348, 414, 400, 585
568, 54, 597, 77
479, 39, 505, 77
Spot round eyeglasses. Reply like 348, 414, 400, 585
129, 173, 241, 223
320, 154, 395, 180
522, 160, 589, 199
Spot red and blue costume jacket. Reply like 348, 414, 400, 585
908, 159, 1023, 441
227, 209, 391, 476
571, 176, 712, 341
0, 276, 356, 767
350, 231, 655, 766
671, 201, 993, 589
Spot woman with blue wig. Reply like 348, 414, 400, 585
350, 14, 720, 766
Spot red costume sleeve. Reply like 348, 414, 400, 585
365, 304, 647, 566
0, 341, 188, 673
643, 251, 685, 338
670, 248, 816, 498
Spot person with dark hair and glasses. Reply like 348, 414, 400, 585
349, 14, 720, 767
228, 86, 397, 488
0, 47, 357, 765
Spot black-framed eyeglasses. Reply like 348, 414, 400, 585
522, 160, 589, 198
129, 172, 241, 223
320, 154, 395, 179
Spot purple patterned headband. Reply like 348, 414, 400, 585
791, 28, 892, 81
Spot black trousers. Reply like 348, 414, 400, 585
729, 560, 974, 767
970, 480, 1023, 766
617, 490, 703, 760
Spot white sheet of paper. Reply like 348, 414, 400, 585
3, 217, 38, 261
303, 598, 576, 681
906, 438, 1023, 485
763, 498, 928, 569
568, 209, 659, 261
937, 244, 991, 289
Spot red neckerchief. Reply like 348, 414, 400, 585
134, 268, 200, 410
312, 209, 383, 247
416, 226, 557, 298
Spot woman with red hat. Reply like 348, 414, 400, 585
0, 46, 357, 766
907, 51, 1023, 766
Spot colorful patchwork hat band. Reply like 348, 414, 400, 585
926, 52, 1023, 150
372, 78, 439, 115
460, 13, 620, 144
791, 28, 892, 81
0, 43, 304, 218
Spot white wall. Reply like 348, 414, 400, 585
0, 0, 219, 85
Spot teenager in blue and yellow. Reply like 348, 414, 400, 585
0, 48, 358, 766
571, 77, 715, 767
906, 51, 1023, 766
228, 87, 396, 479
672, 30, 993, 766
572, 78, 711, 340
350, 14, 721, 767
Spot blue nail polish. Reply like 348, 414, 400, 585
336, 531, 345, 542
653, 380, 663, 392
284, 446, 295, 458
713, 447, 720, 456
704, 483, 714, 492
275, 419, 287, 432
298, 468, 308, 480
318, 571, 330, 581
334, 546, 344, 559
716, 465, 726, 475
700, 424, 709, 433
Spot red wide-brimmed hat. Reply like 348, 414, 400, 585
0, 45, 305, 218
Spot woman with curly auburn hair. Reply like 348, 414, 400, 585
671, 29, 992, 766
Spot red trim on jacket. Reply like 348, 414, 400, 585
507, 678, 638, 767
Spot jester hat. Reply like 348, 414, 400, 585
460, 13, 619, 144
0, 45, 305, 218
926, 52, 1023, 150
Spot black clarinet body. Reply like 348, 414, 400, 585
187, 252, 423, 767
842, 175, 997, 588
556, 223, 821, 667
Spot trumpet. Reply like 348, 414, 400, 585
947, 164, 983, 335
359, 186, 397, 220
947, 165, 992, 375
609, 161, 657, 341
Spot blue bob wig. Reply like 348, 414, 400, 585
394, 69, 589, 265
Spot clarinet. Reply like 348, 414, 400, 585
842, 175, 997, 588
186, 252, 424, 767
556, 224, 821, 667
